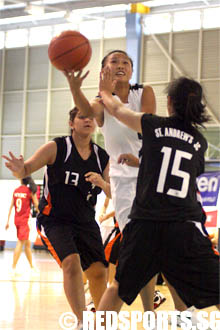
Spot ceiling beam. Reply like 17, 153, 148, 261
0, 0, 219, 31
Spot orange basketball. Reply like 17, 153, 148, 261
48, 30, 92, 71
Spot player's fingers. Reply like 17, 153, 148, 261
9, 151, 16, 159
76, 70, 82, 77
2, 155, 11, 161
84, 172, 93, 177
82, 70, 90, 80
118, 154, 128, 163
105, 67, 111, 79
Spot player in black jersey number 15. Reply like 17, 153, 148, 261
97, 71, 220, 315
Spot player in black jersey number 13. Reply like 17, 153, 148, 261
97, 72, 220, 314
2, 107, 111, 328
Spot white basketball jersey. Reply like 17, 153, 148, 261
101, 84, 143, 178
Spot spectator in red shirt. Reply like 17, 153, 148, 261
6, 176, 39, 273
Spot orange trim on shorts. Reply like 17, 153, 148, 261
208, 235, 219, 256
105, 232, 121, 263
115, 221, 119, 228
212, 245, 219, 256
116, 232, 123, 267
37, 227, 62, 267
42, 193, 52, 216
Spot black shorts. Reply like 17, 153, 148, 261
115, 219, 219, 308
103, 223, 121, 265
37, 213, 108, 271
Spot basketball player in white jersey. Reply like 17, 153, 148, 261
65, 50, 155, 233
64, 50, 167, 312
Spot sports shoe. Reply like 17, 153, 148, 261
154, 290, 166, 309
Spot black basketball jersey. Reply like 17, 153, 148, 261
129, 114, 208, 222
39, 136, 109, 223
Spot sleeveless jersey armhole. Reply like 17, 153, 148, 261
51, 137, 67, 168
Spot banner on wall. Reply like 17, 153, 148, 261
197, 171, 220, 228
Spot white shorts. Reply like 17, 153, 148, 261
100, 218, 115, 244
110, 176, 137, 232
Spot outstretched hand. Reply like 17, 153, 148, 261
98, 67, 121, 115
63, 69, 90, 91
2, 152, 25, 178
99, 66, 117, 95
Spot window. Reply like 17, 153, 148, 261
143, 13, 171, 34
80, 20, 104, 40
104, 17, 126, 38
29, 26, 52, 46
173, 10, 201, 31
203, 7, 220, 29
5, 29, 28, 48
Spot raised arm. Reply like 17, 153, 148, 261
64, 70, 104, 126
99, 68, 143, 133
2, 141, 57, 179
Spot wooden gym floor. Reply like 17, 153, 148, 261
0, 249, 217, 330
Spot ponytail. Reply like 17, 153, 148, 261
22, 176, 37, 194
184, 94, 209, 129
166, 77, 210, 129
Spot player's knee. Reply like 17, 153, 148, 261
62, 254, 81, 277
110, 278, 119, 290
87, 262, 107, 281
24, 240, 31, 248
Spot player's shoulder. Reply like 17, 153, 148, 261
53, 135, 66, 144
191, 127, 208, 149
129, 83, 144, 91
142, 113, 164, 124
53, 136, 70, 150
130, 83, 154, 93
92, 142, 109, 157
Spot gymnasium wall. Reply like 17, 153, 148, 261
0, 25, 219, 244
0, 27, 219, 181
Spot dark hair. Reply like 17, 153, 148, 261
69, 107, 79, 134
69, 107, 79, 122
22, 176, 37, 193
101, 50, 133, 69
165, 77, 210, 129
